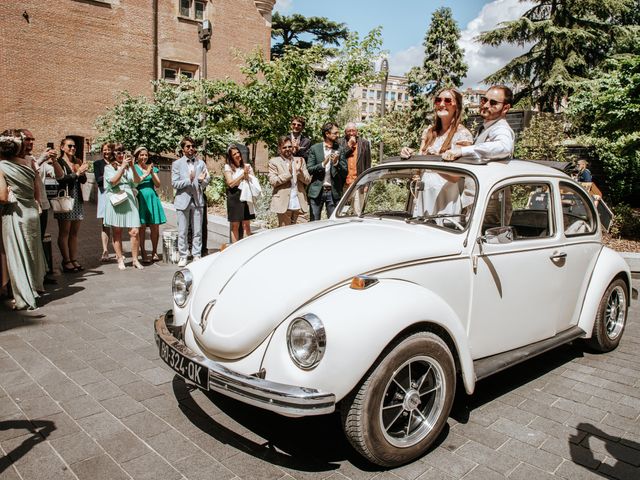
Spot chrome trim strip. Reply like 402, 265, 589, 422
154, 312, 336, 416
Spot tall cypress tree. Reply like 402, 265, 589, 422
407, 7, 468, 132
478, 0, 638, 112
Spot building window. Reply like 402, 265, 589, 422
179, 0, 207, 20
376, 90, 381, 100
161, 60, 199, 83
362, 89, 367, 99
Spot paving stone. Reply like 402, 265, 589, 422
583, 435, 640, 466
554, 460, 604, 480
61, 395, 104, 420
415, 468, 454, 480
100, 394, 147, 419
518, 398, 572, 424
120, 379, 164, 402
5, 382, 44, 402
421, 447, 476, 478
540, 435, 603, 468
83, 379, 124, 401
489, 417, 547, 447
71, 454, 130, 480
14, 395, 62, 419
145, 428, 197, 463
598, 457, 639, 480
498, 438, 563, 473
586, 395, 640, 420
76, 411, 127, 441
572, 381, 624, 402
137, 366, 175, 386
222, 451, 288, 480
452, 421, 509, 450
121, 452, 182, 480
102, 367, 140, 386
49, 431, 104, 466
552, 398, 607, 422
455, 440, 519, 476
66, 367, 104, 386
32, 412, 80, 441
172, 453, 236, 480
0, 413, 35, 441
1, 432, 51, 463
121, 410, 171, 439
11, 452, 76, 480
98, 429, 151, 463
40, 378, 86, 403
461, 465, 505, 480
507, 463, 557, 480
528, 417, 586, 444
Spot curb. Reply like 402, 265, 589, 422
620, 252, 640, 274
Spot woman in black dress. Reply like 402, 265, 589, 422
54, 137, 88, 272
223, 146, 255, 243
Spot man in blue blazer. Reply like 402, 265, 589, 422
306, 122, 347, 221
172, 137, 211, 266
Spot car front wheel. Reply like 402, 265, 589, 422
587, 278, 628, 352
341, 332, 455, 467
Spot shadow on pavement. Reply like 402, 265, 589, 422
171, 377, 374, 473
451, 342, 584, 423
570, 422, 640, 478
0, 419, 55, 473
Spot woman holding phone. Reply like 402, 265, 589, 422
103, 144, 143, 270
54, 137, 88, 273
223, 145, 255, 243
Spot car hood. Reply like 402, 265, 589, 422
189, 219, 463, 359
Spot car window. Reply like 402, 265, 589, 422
559, 182, 597, 236
337, 166, 477, 232
482, 183, 554, 240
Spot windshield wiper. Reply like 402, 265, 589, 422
405, 213, 465, 224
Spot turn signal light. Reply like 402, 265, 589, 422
350, 275, 379, 290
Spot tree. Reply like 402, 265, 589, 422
568, 55, 640, 204
478, 0, 638, 111
514, 113, 568, 162
270, 12, 349, 58
407, 7, 467, 132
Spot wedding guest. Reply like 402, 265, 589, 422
103, 144, 143, 270
94, 142, 113, 262
223, 145, 256, 242
134, 147, 166, 262
268, 136, 311, 226
0, 130, 47, 310
54, 137, 88, 273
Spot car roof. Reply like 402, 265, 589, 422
380, 157, 571, 185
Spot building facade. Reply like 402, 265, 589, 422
0, 0, 275, 160
351, 75, 412, 122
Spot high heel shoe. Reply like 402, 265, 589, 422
71, 260, 84, 271
132, 260, 144, 270
61, 261, 78, 273
117, 258, 126, 270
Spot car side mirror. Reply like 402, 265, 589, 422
480, 226, 514, 245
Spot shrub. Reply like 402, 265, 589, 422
610, 203, 640, 239
514, 113, 567, 162
204, 174, 226, 206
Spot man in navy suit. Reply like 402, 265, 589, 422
172, 137, 210, 267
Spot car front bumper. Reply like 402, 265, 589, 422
154, 311, 336, 417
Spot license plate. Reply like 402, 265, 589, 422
159, 339, 209, 390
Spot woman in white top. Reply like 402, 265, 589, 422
401, 88, 474, 220
223, 146, 256, 243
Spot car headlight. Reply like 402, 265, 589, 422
172, 269, 193, 308
287, 314, 326, 370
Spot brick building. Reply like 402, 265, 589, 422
0, 0, 276, 161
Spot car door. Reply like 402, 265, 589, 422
554, 181, 601, 330
468, 180, 565, 359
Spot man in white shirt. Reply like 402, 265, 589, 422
442, 85, 515, 162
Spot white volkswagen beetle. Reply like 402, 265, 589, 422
155, 157, 634, 467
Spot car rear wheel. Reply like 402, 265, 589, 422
587, 278, 628, 352
341, 332, 455, 467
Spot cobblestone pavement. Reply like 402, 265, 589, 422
0, 203, 639, 480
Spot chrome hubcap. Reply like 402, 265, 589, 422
380, 356, 445, 448
605, 286, 626, 340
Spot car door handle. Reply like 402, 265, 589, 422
550, 252, 567, 261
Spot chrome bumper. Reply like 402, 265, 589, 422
154, 311, 336, 417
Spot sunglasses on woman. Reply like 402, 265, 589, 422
480, 96, 504, 107
434, 97, 453, 105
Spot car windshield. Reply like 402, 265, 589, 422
336, 166, 477, 232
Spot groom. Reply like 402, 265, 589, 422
172, 137, 210, 267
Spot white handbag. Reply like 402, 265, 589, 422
50, 188, 75, 213
110, 190, 128, 206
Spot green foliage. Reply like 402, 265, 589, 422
514, 113, 568, 162
478, 0, 638, 111
204, 175, 227, 206
610, 203, 640, 239
360, 108, 420, 163
568, 55, 640, 204
253, 173, 278, 229
271, 12, 349, 58
407, 7, 467, 132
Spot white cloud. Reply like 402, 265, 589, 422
389, 0, 534, 89
274, 0, 293, 13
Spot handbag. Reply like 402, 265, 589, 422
110, 190, 128, 206
50, 188, 75, 213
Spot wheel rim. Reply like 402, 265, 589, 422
605, 286, 626, 340
379, 355, 446, 448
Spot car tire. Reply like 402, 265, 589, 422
341, 332, 455, 467
587, 278, 628, 353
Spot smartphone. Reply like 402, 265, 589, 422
46, 142, 54, 149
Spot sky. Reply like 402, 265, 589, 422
274, 0, 535, 89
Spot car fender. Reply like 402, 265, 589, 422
260, 278, 476, 402
577, 246, 631, 338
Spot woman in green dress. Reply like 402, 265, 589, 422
103, 144, 143, 270
133, 147, 166, 263
0, 130, 47, 310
